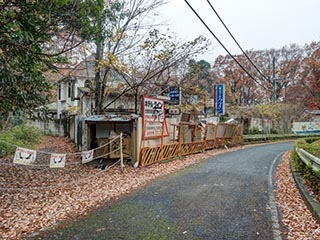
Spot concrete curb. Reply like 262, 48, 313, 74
289, 157, 320, 224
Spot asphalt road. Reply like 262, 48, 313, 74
38, 142, 293, 240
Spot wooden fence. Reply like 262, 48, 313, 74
139, 122, 243, 166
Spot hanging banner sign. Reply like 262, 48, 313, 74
142, 96, 169, 139
216, 84, 225, 115
50, 153, 66, 168
13, 147, 37, 165
81, 150, 94, 164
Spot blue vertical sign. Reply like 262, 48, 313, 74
169, 87, 180, 105
216, 84, 225, 115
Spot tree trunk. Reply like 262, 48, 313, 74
94, 40, 104, 114
134, 88, 139, 114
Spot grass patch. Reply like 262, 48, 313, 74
0, 125, 44, 157
295, 137, 320, 158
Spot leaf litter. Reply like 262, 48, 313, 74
276, 151, 320, 240
0, 138, 319, 239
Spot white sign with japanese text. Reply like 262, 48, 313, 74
142, 96, 168, 139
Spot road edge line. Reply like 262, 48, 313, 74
268, 151, 284, 240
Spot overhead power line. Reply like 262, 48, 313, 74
184, 0, 267, 89
206, 0, 269, 82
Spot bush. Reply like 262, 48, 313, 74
8, 114, 25, 126
0, 142, 15, 158
270, 129, 278, 134
0, 125, 44, 157
301, 164, 320, 196
295, 137, 320, 158
305, 137, 320, 144
292, 149, 305, 173
248, 127, 261, 135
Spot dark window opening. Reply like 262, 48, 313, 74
58, 84, 61, 100
68, 82, 71, 98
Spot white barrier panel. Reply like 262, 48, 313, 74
216, 124, 226, 138
50, 153, 66, 168
13, 147, 37, 165
81, 150, 94, 164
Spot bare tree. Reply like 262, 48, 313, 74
102, 29, 210, 113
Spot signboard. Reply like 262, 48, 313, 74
50, 153, 66, 168
169, 87, 180, 105
13, 147, 37, 165
292, 122, 320, 134
216, 84, 225, 115
168, 108, 180, 115
142, 96, 169, 139
82, 150, 94, 164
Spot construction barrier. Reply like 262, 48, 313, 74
0, 133, 124, 169
139, 123, 243, 166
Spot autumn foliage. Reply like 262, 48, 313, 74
211, 42, 320, 112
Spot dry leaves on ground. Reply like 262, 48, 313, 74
0, 136, 244, 239
1, 138, 319, 240
276, 151, 320, 240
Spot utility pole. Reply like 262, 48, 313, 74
272, 56, 276, 104
271, 57, 282, 104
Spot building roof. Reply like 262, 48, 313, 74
85, 113, 139, 123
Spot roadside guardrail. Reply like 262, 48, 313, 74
295, 147, 320, 172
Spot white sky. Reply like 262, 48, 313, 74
158, 0, 320, 63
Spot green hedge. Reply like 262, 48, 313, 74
0, 125, 44, 157
243, 134, 308, 143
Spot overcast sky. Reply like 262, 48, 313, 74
158, 0, 320, 63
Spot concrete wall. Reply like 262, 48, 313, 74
26, 119, 65, 136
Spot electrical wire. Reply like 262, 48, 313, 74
206, 0, 269, 82
184, 0, 267, 90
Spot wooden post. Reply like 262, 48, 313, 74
223, 124, 228, 147
230, 124, 237, 146
120, 132, 124, 172
178, 122, 182, 158
192, 123, 196, 143
204, 124, 208, 143
161, 120, 165, 147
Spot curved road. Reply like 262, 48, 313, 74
40, 142, 293, 240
